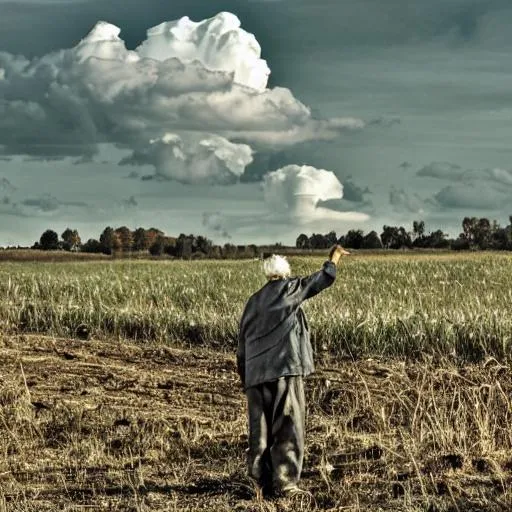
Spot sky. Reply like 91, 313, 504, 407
1, 0, 511, 246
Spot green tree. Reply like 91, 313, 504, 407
39, 229, 59, 250
296, 233, 309, 249
61, 228, 81, 251
99, 227, 120, 255
132, 228, 147, 251
362, 231, 382, 249
115, 226, 133, 252
149, 235, 166, 256
412, 220, 425, 241
82, 239, 102, 253
344, 229, 364, 249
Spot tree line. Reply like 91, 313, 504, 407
27, 215, 512, 258
296, 216, 512, 251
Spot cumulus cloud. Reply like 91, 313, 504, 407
263, 164, 369, 224
0, 12, 363, 185
119, 132, 253, 185
432, 184, 508, 210
389, 186, 426, 214
136, 12, 270, 92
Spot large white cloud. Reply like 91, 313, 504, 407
0, 12, 363, 185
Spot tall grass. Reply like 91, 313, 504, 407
1, 253, 512, 361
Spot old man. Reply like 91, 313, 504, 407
237, 245, 349, 496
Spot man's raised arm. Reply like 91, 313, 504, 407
289, 245, 350, 303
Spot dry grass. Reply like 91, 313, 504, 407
1, 335, 512, 511
1, 253, 512, 510
0, 250, 109, 262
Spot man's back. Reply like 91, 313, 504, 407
237, 260, 336, 389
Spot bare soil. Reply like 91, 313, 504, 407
1, 335, 511, 511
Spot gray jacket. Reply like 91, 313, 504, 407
237, 260, 336, 389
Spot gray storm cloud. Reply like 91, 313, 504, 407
263, 165, 369, 224
0, 12, 363, 185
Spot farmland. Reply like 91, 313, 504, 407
1, 253, 512, 511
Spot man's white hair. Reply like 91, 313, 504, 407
263, 254, 291, 279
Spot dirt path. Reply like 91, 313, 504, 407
1, 335, 511, 511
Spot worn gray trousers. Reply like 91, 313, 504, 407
245, 376, 305, 492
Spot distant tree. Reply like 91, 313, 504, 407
426, 229, 450, 249
474, 217, 491, 249
362, 231, 382, 249
39, 229, 59, 250
325, 231, 337, 246
490, 228, 509, 250
195, 235, 212, 255
99, 227, 120, 255
82, 238, 102, 253
163, 237, 178, 256
344, 229, 364, 249
132, 228, 147, 251
222, 243, 238, 259
145, 228, 164, 249
452, 235, 470, 251
381, 225, 411, 249
309, 233, 328, 249
149, 235, 166, 256
209, 245, 222, 259
412, 220, 425, 241
115, 226, 133, 252
381, 226, 399, 249
61, 228, 81, 251
296, 233, 309, 250
462, 216, 478, 247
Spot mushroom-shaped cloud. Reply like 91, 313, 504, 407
263, 165, 369, 224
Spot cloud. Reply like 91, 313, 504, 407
136, 12, 270, 92
367, 116, 401, 128
202, 211, 231, 239
120, 195, 138, 209
0, 177, 16, 193
416, 161, 463, 180
389, 186, 426, 214
417, 161, 512, 189
21, 194, 88, 213
339, 178, 372, 203
484, 167, 512, 187
432, 184, 508, 210
0, 197, 26, 217
0, 12, 363, 185
124, 170, 140, 180
263, 164, 369, 224
119, 132, 253, 185
399, 161, 412, 170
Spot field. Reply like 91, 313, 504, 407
1, 253, 512, 511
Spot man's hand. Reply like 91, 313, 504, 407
329, 244, 350, 265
